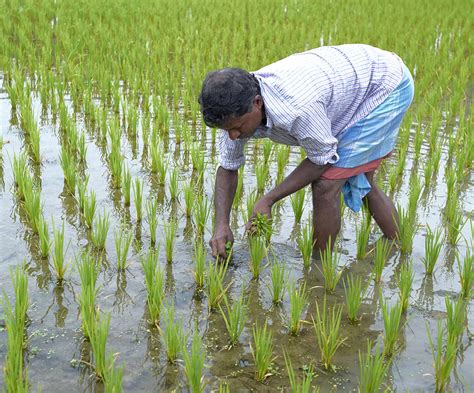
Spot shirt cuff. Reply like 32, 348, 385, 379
307, 151, 340, 166
219, 156, 245, 171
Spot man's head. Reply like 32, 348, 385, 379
199, 68, 264, 140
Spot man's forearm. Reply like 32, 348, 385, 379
264, 158, 328, 204
214, 166, 238, 227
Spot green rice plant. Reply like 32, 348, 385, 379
90, 312, 110, 380
51, 219, 69, 281
397, 205, 416, 254
358, 341, 390, 393
445, 296, 467, 345
37, 216, 51, 258
407, 173, 422, 220
283, 350, 316, 393
23, 182, 42, 233
122, 164, 131, 206
114, 227, 133, 270
182, 327, 207, 393
247, 212, 273, 241
426, 320, 458, 393
343, 273, 367, 323
457, 248, 473, 299
163, 218, 177, 263
91, 209, 110, 250
218, 381, 230, 393
356, 210, 371, 259
193, 194, 210, 237
232, 167, 244, 208
133, 178, 144, 221
159, 301, 185, 363
150, 140, 168, 184
193, 240, 206, 288
78, 132, 87, 163
244, 189, 258, 223
59, 146, 77, 194
219, 287, 248, 347
250, 320, 274, 382
287, 280, 308, 336
248, 235, 267, 278
77, 251, 100, 339
77, 176, 89, 213
276, 145, 290, 182
446, 205, 464, 245
372, 237, 392, 283
421, 225, 443, 275
396, 260, 414, 313
255, 161, 269, 193
103, 352, 124, 393
380, 297, 402, 357
146, 197, 159, 245
169, 166, 180, 200
183, 180, 195, 217
312, 297, 346, 371
262, 139, 273, 163
205, 259, 228, 310
83, 189, 97, 228
319, 238, 343, 292
290, 188, 305, 223
1, 265, 29, 392
140, 248, 164, 326
297, 221, 314, 268
268, 261, 287, 305
190, 142, 205, 173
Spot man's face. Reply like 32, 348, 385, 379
222, 96, 264, 141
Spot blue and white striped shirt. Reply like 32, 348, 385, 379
218, 44, 404, 170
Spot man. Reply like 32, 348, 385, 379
199, 44, 414, 259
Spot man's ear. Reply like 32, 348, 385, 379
254, 95, 263, 109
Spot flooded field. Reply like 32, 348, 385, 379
0, 0, 472, 391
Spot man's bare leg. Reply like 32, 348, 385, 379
312, 178, 346, 254
363, 171, 399, 239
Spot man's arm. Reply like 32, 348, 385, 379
210, 166, 238, 258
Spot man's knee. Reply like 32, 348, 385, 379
312, 179, 344, 205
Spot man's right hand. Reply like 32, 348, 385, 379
209, 225, 234, 260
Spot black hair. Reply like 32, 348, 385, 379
198, 68, 261, 128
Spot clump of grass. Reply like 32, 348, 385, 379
283, 350, 316, 393
298, 221, 314, 268
183, 181, 195, 217
159, 301, 185, 363
219, 287, 248, 347
397, 260, 414, 313
397, 205, 416, 254
421, 225, 443, 275
457, 248, 473, 299
37, 216, 51, 258
89, 312, 110, 380
141, 248, 164, 326
182, 327, 207, 393
312, 297, 346, 371
133, 178, 144, 221
146, 197, 159, 245
163, 218, 177, 263
372, 238, 392, 283
91, 209, 110, 250
343, 273, 367, 323
248, 235, 267, 278
247, 212, 273, 241
268, 261, 287, 305
169, 166, 179, 200
122, 163, 131, 207
445, 296, 466, 345
287, 280, 308, 336
103, 352, 124, 392
356, 210, 371, 259
77, 251, 100, 339
290, 188, 305, 223
114, 227, 133, 270
193, 194, 210, 237
276, 145, 290, 182
358, 341, 390, 393
83, 189, 97, 228
319, 238, 343, 292
205, 260, 229, 310
244, 190, 258, 223
51, 219, 69, 281
380, 297, 402, 358
255, 161, 269, 193
250, 320, 274, 382
60, 146, 77, 194
193, 240, 206, 288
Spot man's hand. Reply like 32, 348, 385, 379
245, 196, 273, 233
210, 225, 234, 259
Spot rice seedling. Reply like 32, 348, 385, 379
372, 237, 392, 283
77, 176, 89, 213
255, 161, 269, 193
114, 227, 133, 270
91, 209, 110, 250
193, 194, 210, 237
283, 350, 316, 393
60, 146, 77, 194
232, 167, 244, 208
182, 327, 207, 393
298, 221, 314, 268
407, 173, 423, 220
133, 178, 144, 221
426, 320, 458, 393
183, 180, 195, 217
276, 145, 290, 182
193, 240, 206, 288
159, 301, 185, 363
248, 235, 267, 278
190, 142, 205, 173
312, 297, 346, 371
163, 218, 177, 263
23, 186, 42, 233
380, 296, 402, 357
250, 320, 274, 382
103, 352, 124, 393
218, 381, 230, 393
268, 260, 287, 305
396, 260, 414, 313
51, 219, 69, 281
457, 248, 473, 299
77, 251, 100, 339
83, 189, 97, 228
244, 189, 258, 223
37, 215, 51, 258
219, 287, 248, 347
169, 166, 180, 200
287, 280, 308, 336
397, 205, 416, 254
343, 273, 367, 323
150, 140, 167, 183
290, 188, 305, 223
140, 248, 164, 326
262, 139, 273, 163
122, 164, 131, 206
90, 312, 111, 380
146, 197, 159, 245
356, 210, 371, 259
358, 341, 390, 393
319, 238, 343, 292
446, 206, 464, 246
445, 296, 466, 345
205, 259, 229, 310
421, 225, 443, 275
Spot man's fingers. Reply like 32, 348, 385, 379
210, 239, 218, 257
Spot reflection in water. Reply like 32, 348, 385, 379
416, 275, 434, 311
53, 283, 69, 328
113, 271, 133, 314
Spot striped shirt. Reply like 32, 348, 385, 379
218, 44, 404, 170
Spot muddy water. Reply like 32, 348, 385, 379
0, 83, 473, 392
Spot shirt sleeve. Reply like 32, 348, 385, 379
288, 102, 339, 166
218, 130, 248, 170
